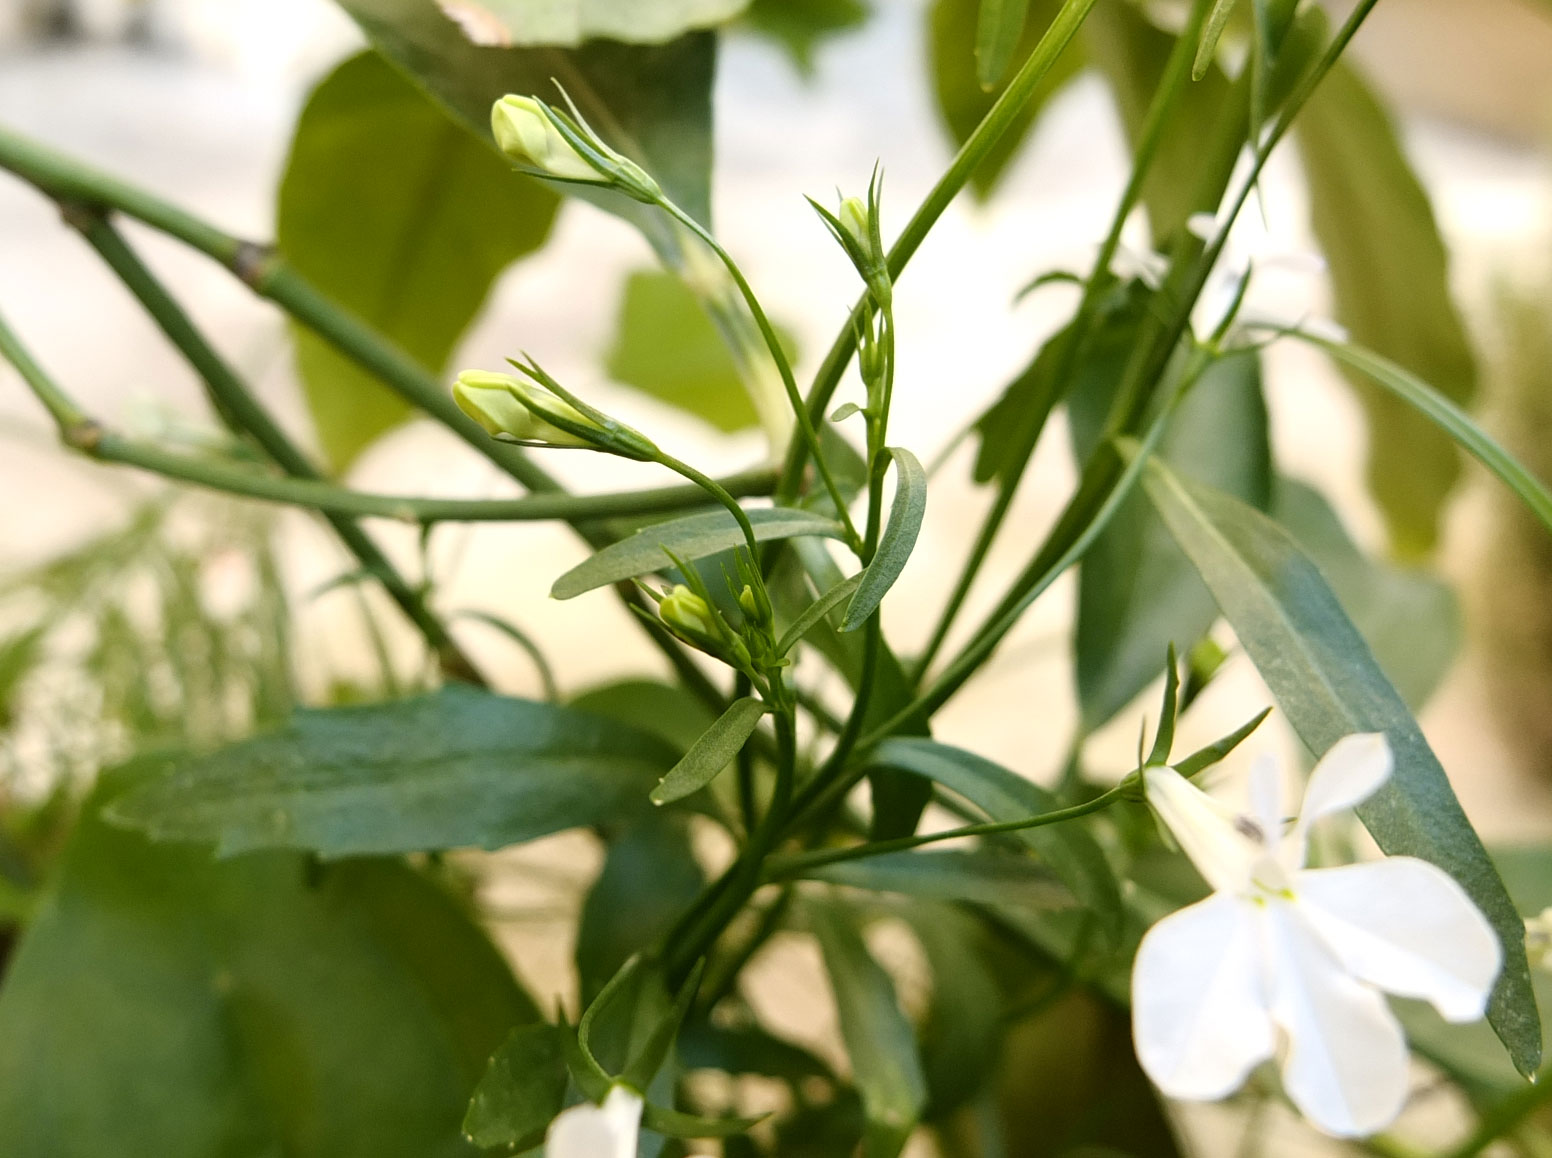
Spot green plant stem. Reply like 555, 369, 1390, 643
655, 450, 760, 559
766, 786, 1124, 880
655, 199, 862, 553
776, 0, 1099, 504
69, 212, 487, 683
1439, 1076, 1552, 1158
910, 0, 1215, 684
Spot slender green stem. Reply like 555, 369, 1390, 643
655, 451, 760, 559
767, 786, 1124, 880
1439, 1075, 1552, 1158
656, 199, 862, 553
777, 0, 1099, 503
911, 0, 1215, 684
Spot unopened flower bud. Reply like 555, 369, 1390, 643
453, 370, 596, 448
838, 196, 870, 255
738, 584, 761, 622
660, 584, 718, 643
492, 96, 605, 183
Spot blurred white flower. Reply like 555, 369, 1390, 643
1132, 734, 1501, 1138
546, 1085, 642, 1158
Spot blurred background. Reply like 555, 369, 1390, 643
3, 0, 1552, 1152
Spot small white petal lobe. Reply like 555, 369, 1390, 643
1145, 765, 1261, 894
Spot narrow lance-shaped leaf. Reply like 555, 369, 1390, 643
552, 507, 844, 600
870, 737, 1122, 939
776, 573, 862, 656
463, 1023, 569, 1150
843, 448, 927, 631
651, 697, 767, 805
802, 848, 1074, 910
976, 0, 1032, 87
1141, 457, 1543, 1076
808, 899, 928, 1158
1193, 0, 1239, 80
106, 686, 678, 858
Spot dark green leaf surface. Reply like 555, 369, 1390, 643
843, 448, 928, 631
425, 0, 747, 45
1142, 459, 1542, 1075
462, 1023, 567, 1149
106, 686, 677, 857
0, 767, 537, 1158
929, 0, 1085, 200
869, 738, 1121, 938
277, 51, 558, 469
552, 507, 845, 600
1071, 347, 1271, 728
804, 848, 1073, 909
1296, 61, 1478, 556
1273, 478, 1460, 711
651, 696, 766, 805
809, 899, 928, 1158
337, 0, 716, 226
570, 678, 718, 754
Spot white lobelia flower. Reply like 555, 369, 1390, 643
1132, 733, 1502, 1138
545, 1085, 643, 1158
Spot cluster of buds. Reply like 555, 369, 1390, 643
454, 358, 658, 462
808, 167, 890, 309
492, 93, 661, 205
651, 550, 781, 684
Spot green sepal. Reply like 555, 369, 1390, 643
1172, 708, 1273, 779
1144, 644, 1180, 767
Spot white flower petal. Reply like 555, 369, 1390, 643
1133, 893, 1276, 1099
1295, 859, 1501, 1022
1292, 734, 1392, 859
1145, 765, 1261, 893
1264, 903, 1410, 1138
1248, 754, 1284, 847
546, 1086, 642, 1158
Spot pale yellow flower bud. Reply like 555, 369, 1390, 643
491, 96, 605, 183
453, 370, 595, 448
659, 585, 718, 642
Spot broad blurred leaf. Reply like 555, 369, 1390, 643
651, 697, 766, 805
809, 899, 928, 1158
278, 51, 558, 469
607, 270, 790, 433
0, 626, 45, 728
1071, 347, 1271, 728
570, 678, 718, 753
902, 906, 1005, 1119
551, 508, 845, 600
680, 1020, 834, 1082
0, 767, 536, 1158
429, 0, 746, 45
929, 0, 1085, 200
977, 0, 1031, 87
742, 0, 869, 76
869, 738, 1121, 938
1142, 458, 1543, 1075
338, 0, 716, 227
1296, 61, 1478, 556
805, 848, 1072, 909
1274, 478, 1459, 711
842, 448, 927, 631
462, 1022, 567, 1149
107, 686, 677, 857
577, 819, 705, 1001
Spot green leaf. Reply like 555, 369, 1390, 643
426, 0, 747, 45
929, 0, 1085, 200
277, 51, 559, 470
578, 820, 705, 1002
1193, 0, 1239, 80
462, 1023, 568, 1149
1273, 478, 1460, 711
651, 696, 767, 805
606, 270, 796, 433
1141, 458, 1543, 1076
338, 0, 716, 227
570, 678, 718, 754
976, 0, 1031, 87
0, 625, 45, 728
679, 1020, 834, 1083
741, 0, 870, 76
551, 507, 845, 600
869, 738, 1121, 938
1302, 334, 1552, 540
1071, 347, 1271, 728
0, 766, 537, 1158
106, 686, 677, 857
842, 448, 928, 631
808, 899, 928, 1158
1084, 0, 1234, 241
1295, 61, 1478, 556
775, 573, 862, 656
804, 848, 1073, 909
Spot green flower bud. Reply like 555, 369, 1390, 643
660, 584, 718, 643
838, 196, 870, 255
737, 584, 761, 622
453, 370, 596, 449
491, 96, 605, 183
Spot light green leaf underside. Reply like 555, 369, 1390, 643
551, 507, 845, 600
651, 696, 767, 804
106, 686, 678, 858
1142, 458, 1542, 1076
